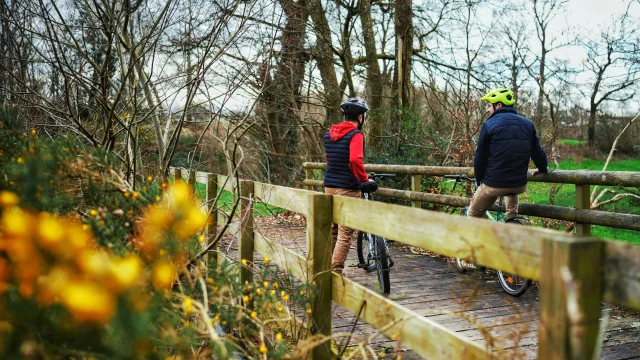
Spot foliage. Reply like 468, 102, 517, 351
0, 110, 316, 359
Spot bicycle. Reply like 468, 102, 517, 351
444, 174, 532, 297
356, 172, 396, 295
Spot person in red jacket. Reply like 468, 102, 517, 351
324, 98, 377, 274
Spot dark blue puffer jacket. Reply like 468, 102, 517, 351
474, 107, 548, 188
324, 129, 362, 190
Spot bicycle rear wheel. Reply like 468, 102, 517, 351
374, 235, 391, 295
356, 231, 376, 271
497, 220, 531, 297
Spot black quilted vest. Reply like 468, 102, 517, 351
323, 129, 362, 190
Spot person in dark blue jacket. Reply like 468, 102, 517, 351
468, 88, 549, 219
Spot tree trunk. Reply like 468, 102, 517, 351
360, 0, 383, 147
261, 0, 310, 184
393, 0, 413, 114
307, 0, 340, 125
588, 105, 597, 148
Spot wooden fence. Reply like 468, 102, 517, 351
303, 162, 640, 237
172, 167, 640, 360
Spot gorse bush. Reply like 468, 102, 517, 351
0, 109, 317, 359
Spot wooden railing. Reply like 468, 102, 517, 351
172, 167, 640, 360
303, 162, 640, 236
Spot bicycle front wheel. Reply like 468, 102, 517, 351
356, 231, 376, 272
374, 235, 391, 295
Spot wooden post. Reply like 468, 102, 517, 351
206, 173, 219, 271
575, 184, 591, 236
187, 169, 196, 188
306, 193, 333, 360
538, 236, 604, 360
173, 167, 182, 183
411, 174, 422, 209
238, 180, 254, 304
305, 168, 314, 191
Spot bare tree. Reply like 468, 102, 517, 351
530, 0, 568, 134
581, 14, 639, 148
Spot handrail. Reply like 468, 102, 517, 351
303, 162, 640, 187
302, 163, 640, 235
172, 166, 640, 360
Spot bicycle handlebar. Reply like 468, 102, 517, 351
369, 172, 397, 180
443, 174, 475, 182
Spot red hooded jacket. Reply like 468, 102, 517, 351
326, 122, 368, 183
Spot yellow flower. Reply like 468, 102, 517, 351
263, 281, 269, 288
270, 290, 276, 296
169, 182, 191, 207
242, 295, 249, 303
392, 333, 400, 340
2, 208, 30, 236
147, 176, 153, 182
31, 129, 36, 135
77, 250, 111, 278
263, 257, 270, 264
124, 192, 130, 198
60, 281, 115, 322
214, 314, 220, 321
0, 191, 19, 207
132, 192, 140, 201
16, 157, 23, 164
152, 260, 176, 290
155, 195, 161, 202
206, 278, 214, 285
273, 282, 279, 289
277, 306, 284, 312
182, 297, 193, 314
198, 235, 205, 243
108, 255, 142, 292
256, 288, 264, 296
306, 308, 312, 314
250, 311, 257, 319
275, 333, 283, 341
241, 259, 247, 266
89, 209, 98, 217
259, 345, 268, 354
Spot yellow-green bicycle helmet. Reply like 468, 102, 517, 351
481, 88, 515, 106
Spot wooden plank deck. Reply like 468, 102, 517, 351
219, 216, 640, 359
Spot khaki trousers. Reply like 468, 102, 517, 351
324, 187, 361, 273
467, 183, 526, 219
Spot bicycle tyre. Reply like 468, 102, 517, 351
497, 220, 532, 297
374, 235, 391, 295
456, 207, 469, 272
356, 231, 376, 272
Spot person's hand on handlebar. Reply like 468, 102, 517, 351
360, 180, 378, 193
532, 167, 548, 176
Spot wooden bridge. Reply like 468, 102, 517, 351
172, 165, 640, 359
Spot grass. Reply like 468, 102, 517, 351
558, 138, 587, 147
192, 182, 285, 217
526, 158, 640, 243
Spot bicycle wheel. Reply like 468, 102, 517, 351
497, 220, 532, 297
456, 207, 469, 272
374, 235, 391, 295
356, 231, 376, 272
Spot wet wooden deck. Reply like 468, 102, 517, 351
220, 216, 640, 359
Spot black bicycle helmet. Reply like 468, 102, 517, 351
340, 98, 369, 119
